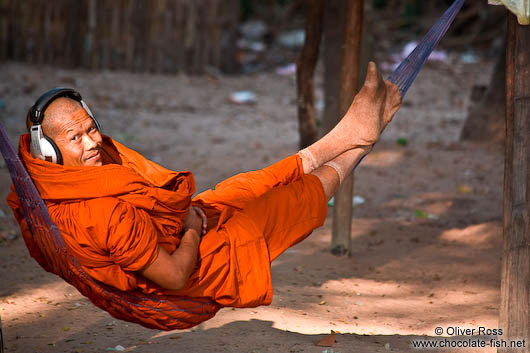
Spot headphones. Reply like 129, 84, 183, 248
26, 88, 101, 164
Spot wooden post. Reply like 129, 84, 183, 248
296, 0, 324, 149
499, 13, 530, 353
331, 0, 364, 256
322, 0, 346, 138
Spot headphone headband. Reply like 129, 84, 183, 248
29, 88, 83, 125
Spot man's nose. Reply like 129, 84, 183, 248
83, 134, 98, 149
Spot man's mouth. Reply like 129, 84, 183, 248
86, 151, 101, 161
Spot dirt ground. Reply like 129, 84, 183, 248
0, 53, 506, 353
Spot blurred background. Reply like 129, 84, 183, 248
0, 2, 512, 352
0, 0, 508, 148
0, 0, 506, 75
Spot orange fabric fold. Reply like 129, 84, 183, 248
7, 133, 328, 324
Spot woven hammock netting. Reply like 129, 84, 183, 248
0, 0, 464, 331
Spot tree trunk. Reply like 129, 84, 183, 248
331, 0, 364, 256
220, 0, 239, 74
322, 0, 346, 137
296, 0, 324, 149
461, 38, 506, 143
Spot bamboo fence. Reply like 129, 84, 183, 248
0, 0, 240, 74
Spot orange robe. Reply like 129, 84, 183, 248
7, 134, 327, 326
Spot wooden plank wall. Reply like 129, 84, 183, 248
0, 0, 239, 74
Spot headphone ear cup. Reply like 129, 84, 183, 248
26, 109, 33, 131
80, 99, 101, 131
41, 136, 63, 165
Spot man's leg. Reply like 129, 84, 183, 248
298, 62, 401, 174
231, 146, 370, 261
179, 170, 329, 308
310, 146, 371, 201
193, 154, 305, 212
195, 62, 400, 213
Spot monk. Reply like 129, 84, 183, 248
7, 62, 401, 328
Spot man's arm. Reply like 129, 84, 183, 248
140, 207, 204, 291
140, 228, 200, 290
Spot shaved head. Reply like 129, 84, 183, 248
42, 97, 83, 139
33, 96, 103, 166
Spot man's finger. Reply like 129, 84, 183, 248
193, 206, 208, 235
195, 207, 207, 221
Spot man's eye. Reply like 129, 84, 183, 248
72, 135, 79, 141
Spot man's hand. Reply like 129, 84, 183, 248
184, 206, 207, 236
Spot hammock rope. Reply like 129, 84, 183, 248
353, 0, 465, 170
388, 0, 465, 96
0, 0, 464, 331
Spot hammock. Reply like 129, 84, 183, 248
0, 0, 463, 331
0, 124, 220, 331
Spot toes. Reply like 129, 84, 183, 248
362, 61, 385, 93
367, 61, 377, 77
363, 61, 378, 88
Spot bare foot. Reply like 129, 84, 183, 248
298, 62, 402, 174
383, 79, 402, 131
343, 61, 401, 147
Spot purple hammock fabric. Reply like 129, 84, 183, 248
388, 0, 465, 97
0, 0, 464, 330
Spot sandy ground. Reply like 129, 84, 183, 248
0, 54, 506, 353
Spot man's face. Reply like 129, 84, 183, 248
52, 108, 103, 167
